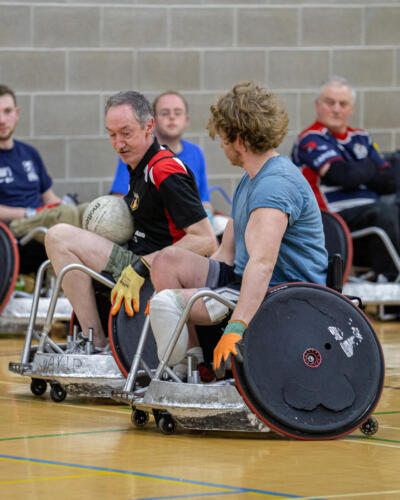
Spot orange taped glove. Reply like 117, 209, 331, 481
110, 258, 150, 317
213, 320, 247, 379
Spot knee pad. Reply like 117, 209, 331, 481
149, 289, 189, 366
202, 286, 240, 323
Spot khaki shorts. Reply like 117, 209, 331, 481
103, 244, 139, 282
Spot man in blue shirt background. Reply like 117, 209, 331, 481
110, 91, 214, 221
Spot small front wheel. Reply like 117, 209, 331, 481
30, 378, 47, 396
50, 382, 67, 403
132, 410, 149, 428
158, 415, 175, 435
360, 416, 379, 436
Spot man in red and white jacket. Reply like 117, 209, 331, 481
292, 76, 399, 281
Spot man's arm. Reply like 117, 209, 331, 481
212, 206, 288, 376
143, 216, 218, 267
41, 188, 61, 205
0, 205, 25, 222
210, 217, 235, 265
231, 207, 288, 325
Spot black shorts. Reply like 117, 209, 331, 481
206, 259, 242, 291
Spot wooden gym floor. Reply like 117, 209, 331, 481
1, 317, 399, 500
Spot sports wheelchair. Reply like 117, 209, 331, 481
0, 221, 72, 330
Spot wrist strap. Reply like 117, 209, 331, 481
132, 257, 151, 278
228, 319, 248, 329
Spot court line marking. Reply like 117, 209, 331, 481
134, 493, 245, 499
0, 394, 130, 414
0, 455, 302, 498
303, 489, 400, 499
0, 428, 132, 442
379, 425, 400, 431
346, 438, 400, 449
0, 471, 107, 485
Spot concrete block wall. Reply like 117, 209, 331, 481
0, 1, 399, 210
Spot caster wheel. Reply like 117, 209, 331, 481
50, 383, 67, 403
30, 378, 47, 396
360, 416, 379, 436
131, 410, 149, 428
158, 415, 175, 435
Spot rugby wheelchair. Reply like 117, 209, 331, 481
109, 210, 383, 440
8, 209, 384, 439
0, 221, 72, 329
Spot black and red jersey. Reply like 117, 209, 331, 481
124, 138, 206, 255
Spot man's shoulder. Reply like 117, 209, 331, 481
180, 139, 205, 159
181, 139, 202, 152
13, 139, 40, 154
297, 122, 329, 142
148, 148, 190, 187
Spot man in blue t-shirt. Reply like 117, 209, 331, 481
0, 84, 79, 272
110, 91, 213, 221
0, 85, 62, 222
146, 82, 328, 378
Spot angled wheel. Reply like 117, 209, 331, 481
0, 221, 19, 314
233, 283, 384, 440
30, 378, 47, 396
109, 278, 158, 377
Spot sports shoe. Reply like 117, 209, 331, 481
172, 347, 204, 380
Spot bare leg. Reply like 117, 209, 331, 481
151, 247, 215, 351
151, 246, 211, 291
45, 223, 114, 348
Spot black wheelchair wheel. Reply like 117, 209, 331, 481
0, 221, 19, 314
232, 283, 384, 440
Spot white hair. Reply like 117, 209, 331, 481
318, 76, 356, 102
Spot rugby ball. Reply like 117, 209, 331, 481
82, 195, 134, 244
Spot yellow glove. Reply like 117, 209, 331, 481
213, 319, 247, 379
110, 258, 150, 317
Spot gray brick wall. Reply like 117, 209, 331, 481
0, 1, 399, 211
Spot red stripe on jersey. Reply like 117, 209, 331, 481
164, 208, 185, 243
301, 166, 329, 211
148, 150, 187, 189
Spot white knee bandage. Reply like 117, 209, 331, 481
202, 287, 240, 323
149, 289, 189, 366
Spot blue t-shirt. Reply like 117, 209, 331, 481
0, 140, 52, 209
231, 155, 327, 286
110, 139, 210, 203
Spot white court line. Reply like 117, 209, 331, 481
346, 438, 400, 449
0, 394, 130, 415
303, 489, 400, 499
380, 424, 400, 431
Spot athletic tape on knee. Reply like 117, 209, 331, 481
149, 289, 189, 366
202, 286, 240, 323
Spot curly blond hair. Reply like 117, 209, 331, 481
207, 81, 288, 153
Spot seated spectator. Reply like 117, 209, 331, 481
292, 76, 399, 281
0, 84, 80, 272
110, 90, 214, 221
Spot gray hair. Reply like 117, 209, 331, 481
318, 76, 356, 102
105, 91, 153, 127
